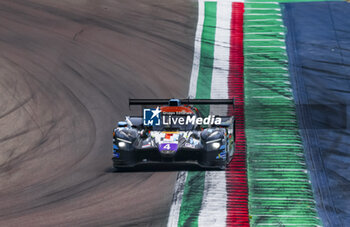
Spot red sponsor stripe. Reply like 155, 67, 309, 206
227, 2, 249, 226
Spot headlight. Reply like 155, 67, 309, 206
206, 139, 222, 150
117, 138, 132, 149
118, 142, 126, 148
211, 142, 221, 150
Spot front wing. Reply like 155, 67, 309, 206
112, 145, 227, 169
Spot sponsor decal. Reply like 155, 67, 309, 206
159, 143, 178, 152
165, 133, 172, 140
162, 115, 221, 126
142, 143, 152, 148
143, 107, 222, 126
216, 151, 226, 160
143, 107, 161, 126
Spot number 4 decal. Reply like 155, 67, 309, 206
164, 144, 171, 150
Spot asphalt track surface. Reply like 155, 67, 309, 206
284, 2, 350, 226
0, 0, 197, 226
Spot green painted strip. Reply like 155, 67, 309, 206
177, 2, 217, 227
196, 1, 216, 100
244, 1, 322, 226
196, 2, 217, 116
178, 171, 206, 226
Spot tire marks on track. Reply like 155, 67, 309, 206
0, 0, 197, 226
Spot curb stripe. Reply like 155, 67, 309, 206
209, 0, 231, 116
177, 2, 217, 226
169, 1, 249, 226
226, 2, 250, 226
178, 171, 206, 226
198, 1, 233, 225
196, 1, 217, 102
168, 0, 205, 224
198, 171, 227, 226
189, 0, 205, 98
167, 172, 188, 227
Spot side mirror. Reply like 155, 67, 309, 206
215, 116, 233, 128
217, 122, 230, 127
118, 121, 128, 127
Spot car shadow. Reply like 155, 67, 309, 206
104, 163, 222, 173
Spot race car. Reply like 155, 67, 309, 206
112, 98, 235, 170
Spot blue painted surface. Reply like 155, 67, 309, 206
284, 2, 350, 226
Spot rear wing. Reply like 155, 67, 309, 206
129, 98, 234, 106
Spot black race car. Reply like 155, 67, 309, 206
112, 99, 235, 170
